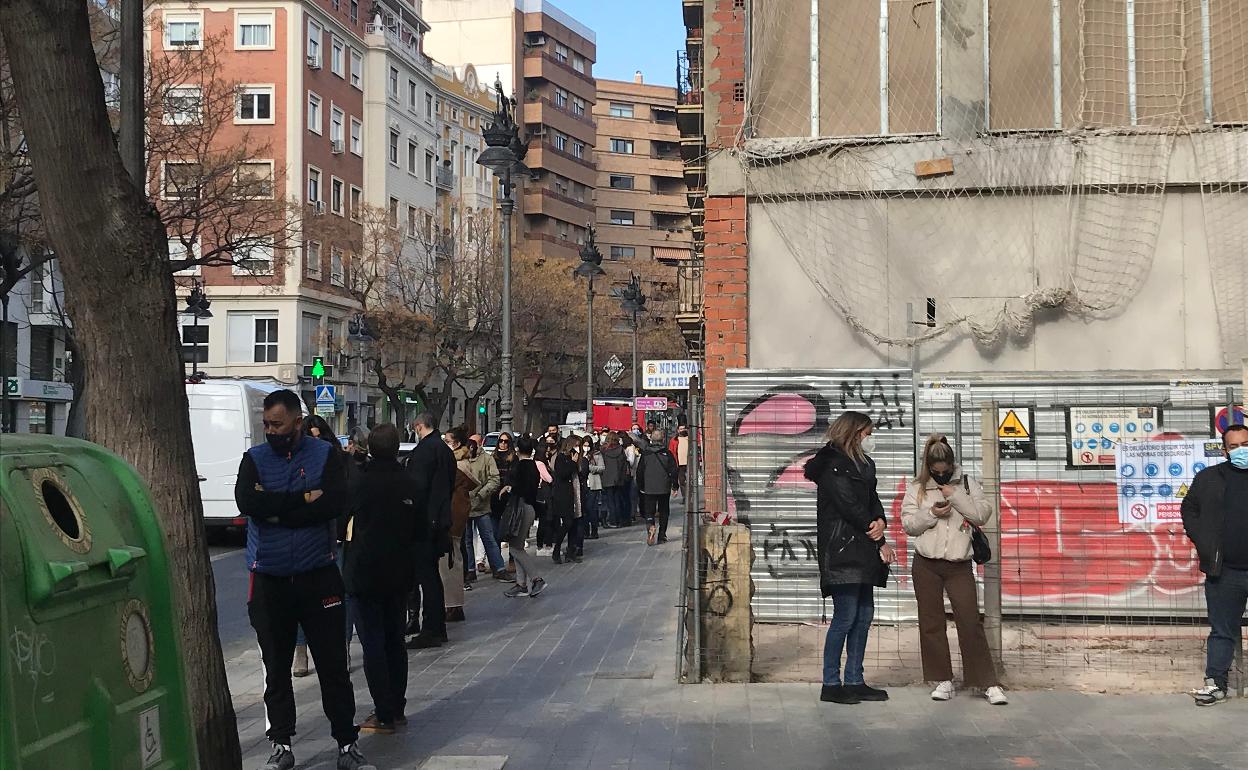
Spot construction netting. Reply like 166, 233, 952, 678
740, 0, 1247, 360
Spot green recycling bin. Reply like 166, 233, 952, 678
0, 435, 198, 769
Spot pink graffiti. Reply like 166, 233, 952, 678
736, 393, 816, 436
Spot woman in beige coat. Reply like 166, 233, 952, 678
901, 434, 1007, 705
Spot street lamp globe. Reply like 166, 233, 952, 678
573, 224, 605, 279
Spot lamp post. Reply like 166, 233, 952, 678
616, 273, 646, 400
184, 281, 212, 382
347, 312, 374, 429
573, 224, 605, 430
476, 76, 529, 435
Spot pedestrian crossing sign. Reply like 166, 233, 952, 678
315, 384, 336, 405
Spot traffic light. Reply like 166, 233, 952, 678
477, 402, 487, 425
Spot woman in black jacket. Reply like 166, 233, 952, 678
803, 411, 897, 705
550, 437, 584, 563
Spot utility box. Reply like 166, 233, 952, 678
0, 435, 197, 769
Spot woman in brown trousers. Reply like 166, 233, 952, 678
901, 434, 1008, 705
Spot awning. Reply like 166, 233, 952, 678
653, 246, 693, 261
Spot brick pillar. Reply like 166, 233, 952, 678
702, 195, 747, 512
707, 0, 747, 150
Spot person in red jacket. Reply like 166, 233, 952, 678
668, 426, 690, 499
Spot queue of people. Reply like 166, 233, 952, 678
235, 391, 684, 770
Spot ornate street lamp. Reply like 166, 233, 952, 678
615, 273, 646, 399
184, 281, 212, 381
573, 224, 605, 427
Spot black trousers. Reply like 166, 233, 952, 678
351, 592, 408, 723
408, 539, 446, 639
553, 509, 583, 555
641, 493, 671, 540
248, 565, 358, 747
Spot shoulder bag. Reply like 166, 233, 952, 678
962, 475, 992, 565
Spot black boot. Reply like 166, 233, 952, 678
551, 548, 563, 564
820, 685, 861, 704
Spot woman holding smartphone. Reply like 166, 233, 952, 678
901, 434, 1007, 705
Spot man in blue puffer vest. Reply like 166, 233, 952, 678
234, 389, 374, 770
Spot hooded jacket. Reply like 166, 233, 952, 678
900, 469, 992, 562
804, 442, 889, 591
637, 439, 679, 496
600, 445, 629, 488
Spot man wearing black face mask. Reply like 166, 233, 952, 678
234, 389, 373, 770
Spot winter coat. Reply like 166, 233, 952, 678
403, 431, 456, 551
587, 451, 605, 491
804, 442, 889, 592
669, 435, 690, 466
601, 445, 629, 488
637, 440, 679, 495
342, 459, 422, 596
466, 451, 500, 517
451, 449, 479, 538
900, 469, 992, 562
1182, 462, 1245, 577
550, 452, 580, 518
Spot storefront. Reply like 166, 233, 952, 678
3, 377, 74, 435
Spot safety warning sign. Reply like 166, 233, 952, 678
1115, 439, 1225, 525
998, 407, 1036, 460
1067, 406, 1160, 468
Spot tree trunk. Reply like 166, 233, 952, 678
0, 3, 241, 767
373, 359, 405, 427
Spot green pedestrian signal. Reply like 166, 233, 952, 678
311, 356, 326, 379
477, 403, 486, 415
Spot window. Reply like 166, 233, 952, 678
553, 132, 568, 152
330, 107, 344, 144
387, 198, 399, 229
469, 115, 477, 128
162, 162, 201, 199
407, 205, 418, 237
388, 67, 399, 99
609, 174, 635, 190
408, 141, 418, 174
330, 37, 345, 76
330, 177, 344, 215
349, 186, 362, 221
228, 315, 278, 363
388, 130, 400, 166
236, 11, 273, 49
307, 91, 322, 133
350, 0, 359, 23
168, 236, 201, 275
235, 161, 274, 199
307, 20, 322, 65
350, 49, 363, 89
164, 13, 202, 49
425, 152, 434, 182
307, 166, 321, 203
162, 86, 201, 125
572, 96, 586, 117
331, 249, 346, 286
181, 323, 209, 366
101, 69, 120, 109
350, 117, 363, 154
554, 87, 569, 108
408, 80, 418, 111
28, 263, 45, 313
555, 43, 569, 63
609, 210, 635, 226
571, 140, 585, 159
609, 138, 634, 154
609, 245, 635, 260
425, 93, 433, 120
233, 241, 274, 276
609, 102, 634, 118
451, 107, 459, 122
572, 54, 586, 74
237, 85, 273, 123
300, 312, 322, 361
305, 241, 322, 279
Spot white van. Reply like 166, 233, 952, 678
187, 379, 307, 528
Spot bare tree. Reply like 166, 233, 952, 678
0, 2, 240, 767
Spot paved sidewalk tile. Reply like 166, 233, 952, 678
228, 503, 1248, 770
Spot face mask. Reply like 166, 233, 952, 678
267, 430, 297, 455
1230, 446, 1248, 469
860, 435, 876, 455
931, 469, 954, 486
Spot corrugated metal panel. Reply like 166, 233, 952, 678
724, 369, 918, 623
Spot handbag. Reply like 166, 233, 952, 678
498, 494, 526, 541
962, 475, 992, 565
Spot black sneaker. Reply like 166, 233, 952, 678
493, 570, 516, 583
336, 743, 376, 770
405, 634, 443, 650
1192, 678, 1227, 707
529, 577, 547, 597
846, 683, 889, 701
260, 743, 295, 770
819, 685, 860, 704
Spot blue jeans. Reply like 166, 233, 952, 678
1205, 566, 1248, 688
823, 583, 875, 686
468, 514, 506, 573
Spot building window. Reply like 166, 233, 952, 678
162, 161, 201, 199
235, 161, 274, 199
307, 166, 321, 203
555, 43, 569, 63
609, 102, 634, 118
554, 87, 569, 108
408, 80, 418, 111
350, 117, 363, 154
553, 132, 568, 152
300, 312, 322, 362
236, 11, 273, 49
609, 174, 635, 190
609, 210, 635, 226
408, 141, 418, 174
572, 54, 586, 74
305, 240, 322, 279
350, 49, 363, 89
164, 13, 202, 49
101, 69, 120, 109
425, 151, 434, 182
609, 138, 634, 154
330, 177, 344, 215
331, 248, 346, 286
307, 91, 322, 134
387, 197, 399, 229
237, 85, 273, 123
350, 186, 362, 221
425, 93, 433, 120
469, 114, 477, 128
407, 205, 418, 237
162, 86, 202, 125
571, 140, 585, 159
350, 0, 359, 23
330, 37, 345, 77
388, 130, 400, 166
451, 107, 459, 122
330, 106, 344, 145
233, 241, 274, 276
388, 67, 399, 99
572, 96, 586, 117
609, 245, 635, 260
307, 20, 322, 66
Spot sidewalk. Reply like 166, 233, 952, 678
228, 510, 1247, 770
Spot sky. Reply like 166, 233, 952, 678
553, 0, 685, 88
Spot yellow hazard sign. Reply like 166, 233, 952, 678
998, 409, 1030, 439
1176, 483, 1190, 499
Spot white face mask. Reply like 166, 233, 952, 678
860, 434, 877, 455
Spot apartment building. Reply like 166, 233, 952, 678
150, 1, 370, 428
593, 74, 689, 337
422, 0, 598, 261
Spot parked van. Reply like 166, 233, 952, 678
186, 379, 306, 528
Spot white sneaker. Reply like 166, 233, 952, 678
1192, 678, 1227, 707
985, 686, 1009, 705
930, 681, 955, 701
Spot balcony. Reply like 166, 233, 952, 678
682, 0, 703, 29
435, 234, 455, 259
366, 22, 433, 74
684, 160, 705, 190
436, 164, 455, 191
676, 262, 704, 357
